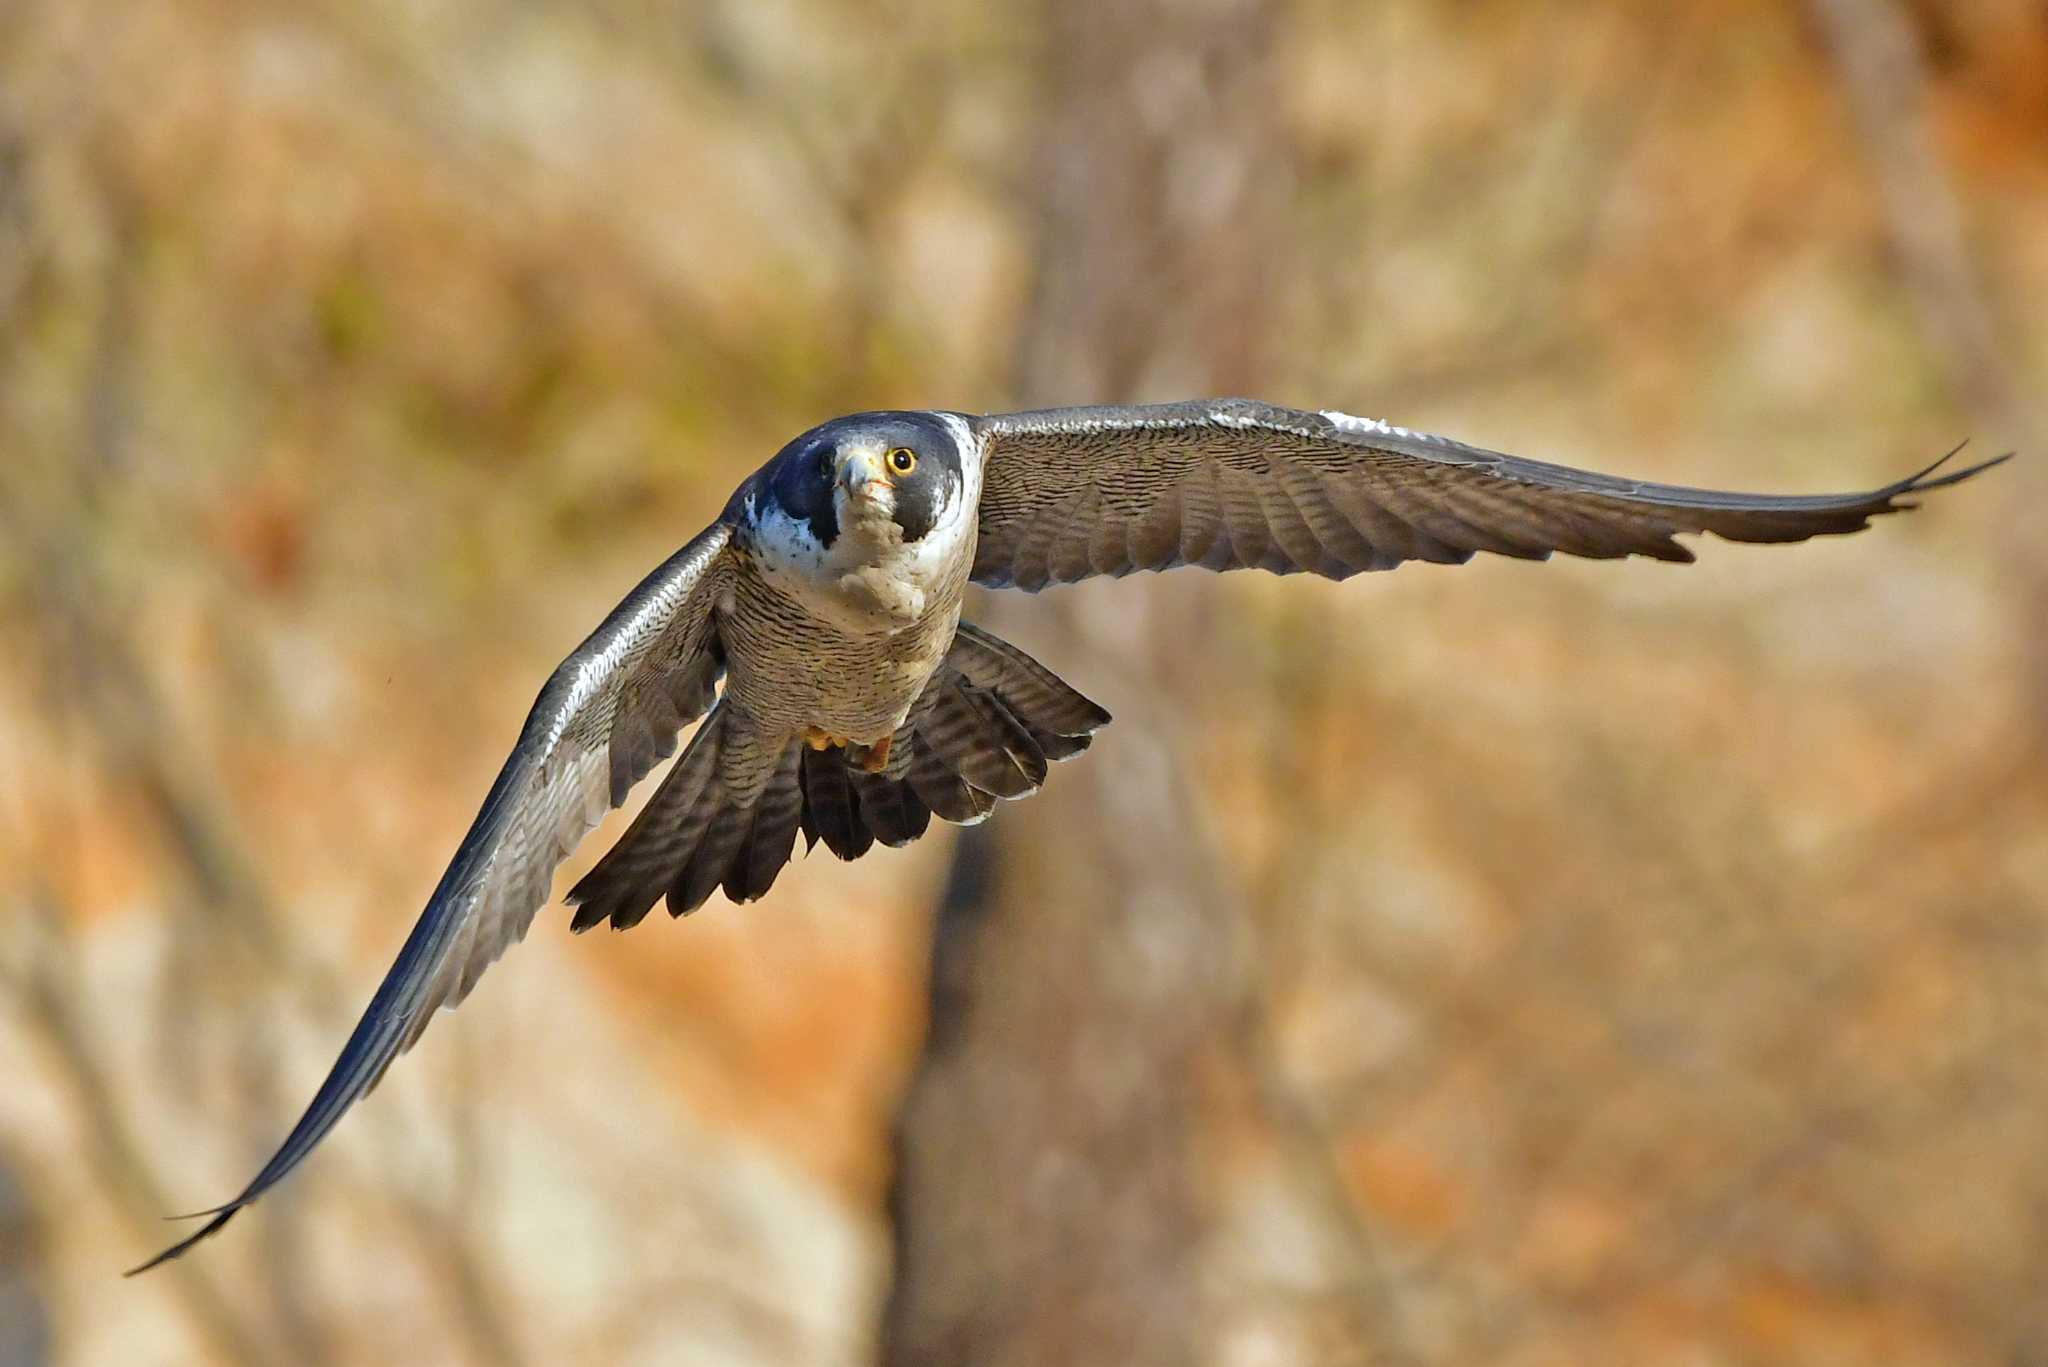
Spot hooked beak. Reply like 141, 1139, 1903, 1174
837, 447, 892, 505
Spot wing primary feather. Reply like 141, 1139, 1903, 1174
1899, 442, 2010, 491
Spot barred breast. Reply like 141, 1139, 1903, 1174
719, 559, 964, 744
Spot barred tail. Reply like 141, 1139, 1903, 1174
566, 702, 802, 931
801, 622, 1111, 860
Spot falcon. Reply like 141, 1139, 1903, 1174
132, 397, 2003, 1270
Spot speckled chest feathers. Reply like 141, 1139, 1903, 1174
724, 410, 981, 741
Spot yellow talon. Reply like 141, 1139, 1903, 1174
802, 726, 844, 751
801, 726, 888, 770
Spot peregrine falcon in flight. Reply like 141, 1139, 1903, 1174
132, 398, 2002, 1270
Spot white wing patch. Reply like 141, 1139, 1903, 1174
1320, 409, 1421, 441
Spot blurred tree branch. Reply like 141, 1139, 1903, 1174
2, 892, 270, 1367
1807, 0, 2048, 757
1806, 0, 2039, 440
0, 134, 527, 1361
881, 3, 1385, 1364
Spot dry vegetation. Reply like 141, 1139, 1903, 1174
1, 0, 2043, 1363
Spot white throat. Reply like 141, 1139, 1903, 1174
749, 428, 980, 635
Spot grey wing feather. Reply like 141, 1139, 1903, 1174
968, 398, 2008, 590
129, 521, 737, 1273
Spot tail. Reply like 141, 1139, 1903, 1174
566, 702, 801, 931
565, 623, 1109, 927
800, 622, 1110, 859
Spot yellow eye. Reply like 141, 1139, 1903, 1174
887, 447, 917, 476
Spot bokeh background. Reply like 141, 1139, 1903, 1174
3, 1, 2044, 1363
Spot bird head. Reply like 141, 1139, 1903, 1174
758, 411, 969, 552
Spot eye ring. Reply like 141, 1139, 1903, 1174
886, 447, 918, 476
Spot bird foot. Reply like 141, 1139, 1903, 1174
801, 726, 891, 773
848, 733, 892, 773
802, 726, 850, 751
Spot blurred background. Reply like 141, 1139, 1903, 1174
2, 0, 2044, 1363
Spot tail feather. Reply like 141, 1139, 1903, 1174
905, 733, 995, 825
950, 622, 1112, 739
800, 622, 1107, 858
969, 685, 1050, 789
727, 744, 803, 902
568, 702, 799, 929
923, 682, 1040, 798
800, 745, 873, 861
851, 767, 933, 847
670, 801, 749, 915
568, 703, 730, 931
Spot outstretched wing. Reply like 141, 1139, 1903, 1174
130, 522, 737, 1273
968, 398, 2007, 590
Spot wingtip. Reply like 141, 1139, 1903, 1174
124, 1206, 243, 1276
1913, 437, 1971, 479
1898, 441, 2015, 495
